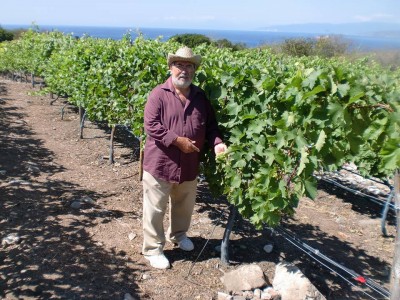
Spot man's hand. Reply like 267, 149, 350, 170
214, 143, 227, 156
172, 137, 200, 153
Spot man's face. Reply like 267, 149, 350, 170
170, 61, 195, 89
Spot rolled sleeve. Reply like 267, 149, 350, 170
163, 131, 178, 147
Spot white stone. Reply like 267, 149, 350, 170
263, 244, 274, 253
261, 287, 280, 299
81, 196, 95, 204
124, 293, 137, 300
261, 292, 272, 300
221, 264, 267, 292
1, 233, 20, 246
142, 273, 151, 280
217, 292, 233, 300
27, 165, 40, 174
253, 288, 262, 299
273, 261, 325, 300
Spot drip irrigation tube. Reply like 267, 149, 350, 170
317, 175, 395, 236
274, 226, 390, 299
317, 176, 395, 211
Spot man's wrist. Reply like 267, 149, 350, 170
172, 137, 180, 146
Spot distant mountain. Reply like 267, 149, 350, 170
258, 22, 400, 38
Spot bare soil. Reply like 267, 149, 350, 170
0, 78, 396, 299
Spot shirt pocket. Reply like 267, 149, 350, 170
189, 111, 206, 138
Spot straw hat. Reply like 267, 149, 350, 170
167, 46, 202, 69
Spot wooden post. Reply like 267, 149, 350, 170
79, 107, 85, 139
138, 135, 144, 181
109, 125, 116, 165
390, 170, 400, 300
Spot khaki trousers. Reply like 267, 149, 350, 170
142, 171, 198, 255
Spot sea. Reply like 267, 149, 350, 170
3, 24, 400, 51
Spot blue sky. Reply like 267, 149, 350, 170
1, 0, 399, 30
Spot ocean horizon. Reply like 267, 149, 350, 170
3, 24, 400, 51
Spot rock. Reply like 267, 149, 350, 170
263, 244, 274, 253
253, 288, 262, 299
242, 290, 253, 298
9, 179, 31, 185
124, 293, 137, 300
366, 186, 383, 196
80, 196, 96, 205
27, 165, 40, 174
262, 287, 281, 300
221, 264, 267, 292
70, 201, 81, 209
217, 292, 233, 300
81, 196, 95, 205
261, 292, 272, 300
142, 273, 151, 280
2, 233, 20, 246
128, 233, 137, 240
273, 261, 325, 300
0, 170, 6, 175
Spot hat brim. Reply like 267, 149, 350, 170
167, 54, 202, 69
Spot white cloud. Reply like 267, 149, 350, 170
163, 15, 216, 21
354, 13, 394, 22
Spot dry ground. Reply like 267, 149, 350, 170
0, 78, 396, 299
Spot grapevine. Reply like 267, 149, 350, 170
1, 30, 399, 227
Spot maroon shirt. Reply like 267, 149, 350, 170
143, 77, 223, 183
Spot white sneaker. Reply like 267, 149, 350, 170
144, 254, 170, 269
178, 237, 194, 251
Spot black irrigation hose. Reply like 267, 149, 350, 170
381, 191, 395, 236
317, 175, 396, 236
274, 226, 391, 299
317, 176, 395, 210
317, 176, 396, 211
221, 205, 237, 265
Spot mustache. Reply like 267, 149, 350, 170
178, 74, 190, 79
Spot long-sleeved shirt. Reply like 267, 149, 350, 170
143, 77, 223, 183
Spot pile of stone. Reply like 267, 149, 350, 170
218, 263, 326, 300
319, 163, 392, 198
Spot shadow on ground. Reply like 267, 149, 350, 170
318, 179, 396, 227
0, 85, 142, 299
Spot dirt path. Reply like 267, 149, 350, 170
0, 79, 396, 299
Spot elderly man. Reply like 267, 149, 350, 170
142, 46, 227, 269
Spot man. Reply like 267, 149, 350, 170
142, 46, 227, 269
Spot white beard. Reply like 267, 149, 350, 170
172, 75, 192, 89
